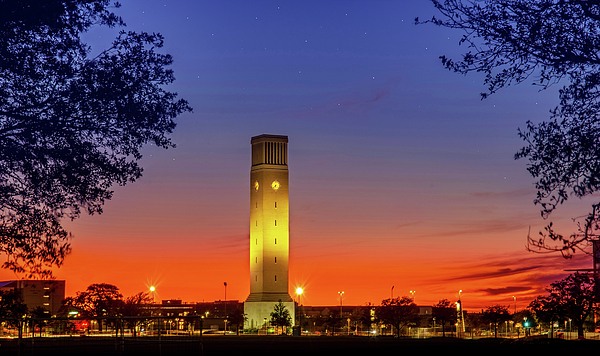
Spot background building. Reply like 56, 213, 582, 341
0, 280, 65, 316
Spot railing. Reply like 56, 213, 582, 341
0, 315, 206, 356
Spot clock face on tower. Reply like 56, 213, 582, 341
254, 181, 259, 191
271, 180, 280, 191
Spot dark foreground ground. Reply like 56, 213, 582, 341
1, 335, 597, 355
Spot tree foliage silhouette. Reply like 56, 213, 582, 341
270, 300, 292, 334
63, 283, 123, 332
0, 289, 27, 324
228, 307, 247, 335
422, 0, 600, 257
432, 299, 457, 337
529, 273, 597, 339
119, 291, 152, 337
376, 296, 419, 337
0, 0, 191, 277
481, 305, 511, 338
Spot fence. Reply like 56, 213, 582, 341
0, 315, 205, 355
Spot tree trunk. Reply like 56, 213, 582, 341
577, 322, 584, 339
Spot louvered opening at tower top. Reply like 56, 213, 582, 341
251, 134, 288, 166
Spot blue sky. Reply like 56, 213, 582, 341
18, 0, 592, 308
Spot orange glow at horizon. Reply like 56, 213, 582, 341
2, 1, 595, 316
6, 153, 589, 312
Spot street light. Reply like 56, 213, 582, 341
149, 286, 156, 303
457, 290, 465, 334
296, 288, 304, 335
338, 291, 344, 335
410, 290, 416, 302
224, 282, 227, 333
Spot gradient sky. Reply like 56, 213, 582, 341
4, 0, 594, 311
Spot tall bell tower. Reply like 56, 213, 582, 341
244, 134, 294, 329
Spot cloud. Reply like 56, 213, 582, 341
432, 252, 588, 286
477, 286, 532, 296
445, 266, 541, 282
471, 188, 534, 199
286, 76, 402, 120
416, 219, 528, 239
338, 89, 390, 106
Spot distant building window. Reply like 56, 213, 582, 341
275, 257, 277, 263
275, 202, 277, 208
275, 220, 277, 226
275, 275, 277, 282
275, 238, 277, 244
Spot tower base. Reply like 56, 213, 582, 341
244, 299, 295, 330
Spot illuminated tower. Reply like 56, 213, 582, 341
244, 134, 294, 329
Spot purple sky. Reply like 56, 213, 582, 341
5, 0, 592, 309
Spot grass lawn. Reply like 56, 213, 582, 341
1, 335, 596, 355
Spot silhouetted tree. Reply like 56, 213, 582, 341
270, 300, 292, 334
65, 283, 124, 332
376, 296, 419, 337
421, 0, 600, 256
0, 289, 27, 324
120, 292, 152, 337
432, 299, 457, 337
482, 305, 511, 338
529, 273, 598, 339
349, 307, 367, 334
0, 289, 27, 338
357, 303, 376, 333
0, 0, 191, 277
228, 308, 247, 335
513, 309, 537, 337
30, 306, 50, 337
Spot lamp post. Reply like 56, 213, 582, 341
296, 287, 304, 335
224, 282, 227, 333
457, 290, 465, 335
264, 318, 267, 335
410, 290, 416, 303
150, 286, 156, 303
391, 286, 394, 299
513, 295, 517, 337
149, 286, 156, 333
338, 291, 344, 335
